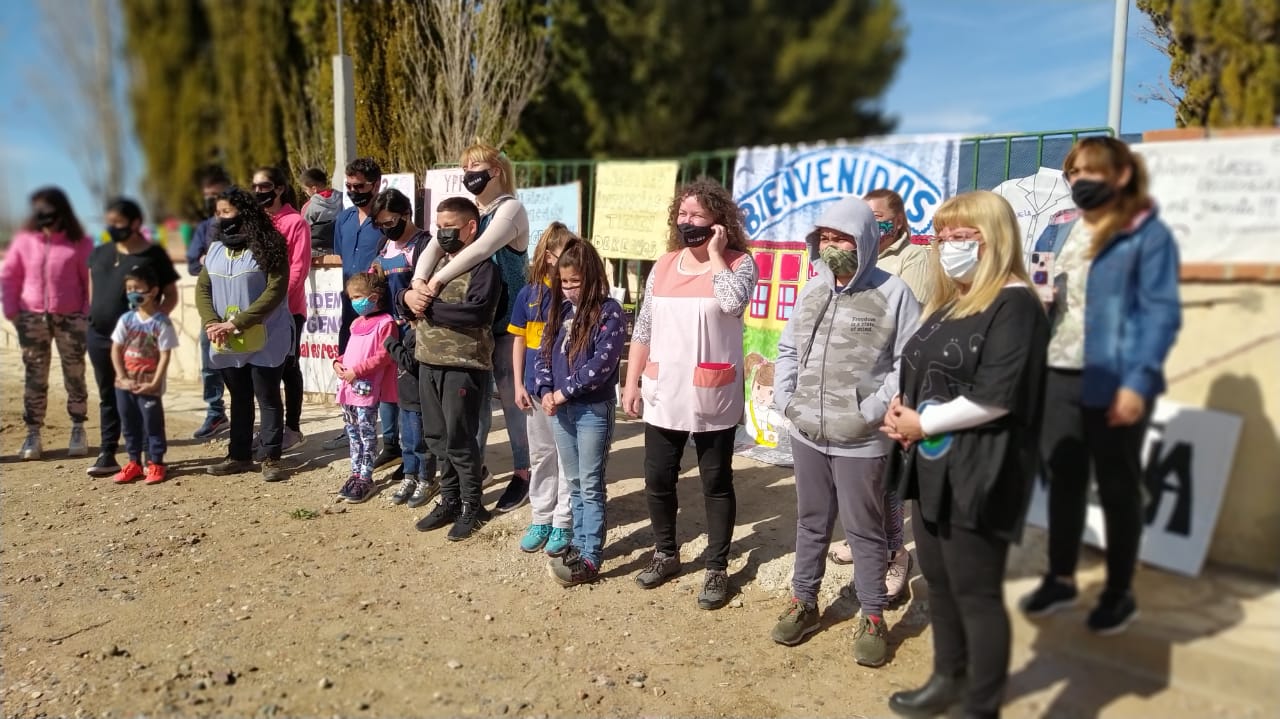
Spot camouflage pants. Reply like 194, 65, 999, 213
15, 312, 89, 428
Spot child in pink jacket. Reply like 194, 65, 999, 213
332, 272, 398, 503
1, 188, 93, 460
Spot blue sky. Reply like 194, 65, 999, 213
1, 0, 1174, 231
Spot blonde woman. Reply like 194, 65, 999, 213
881, 191, 1049, 719
408, 142, 532, 511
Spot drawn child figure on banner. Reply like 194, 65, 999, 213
730, 137, 960, 464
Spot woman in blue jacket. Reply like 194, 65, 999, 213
1020, 137, 1181, 635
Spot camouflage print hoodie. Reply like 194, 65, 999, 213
773, 197, 922, 458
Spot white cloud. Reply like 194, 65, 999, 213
897, 108, 995, 134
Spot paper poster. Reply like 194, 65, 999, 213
1132, 136, 1280, 264
992, 167, 1075, 258
299, 267, 344, 394
517, 181, 582, 260
1025, 400, 1243, 577
591, 161, 681, 260
422, 168, 468, 236
731, 136, 961, 464
341, 172, 416, 218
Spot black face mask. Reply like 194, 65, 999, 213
255, 190, 276, 207
462, 170, 492, 195
347, 190, 373, 207
34, 211, 58, 229
1070, 178, 1116, 210
203, 196, 217, 217
219, 215, 245, 240
676, 223, 714, 248
381, 218, 408, 241
107, 226, 132, 243
436, 227, 465, 254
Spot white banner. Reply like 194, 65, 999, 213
341, 173, 417, 218
992, 167, 1075, 259
299, 267, 345, 394
1134, 136, 1280, 264
731, 135, 962, 465
422, 168, 468, 235
518, 181, 582, 260
1025, 399, 1243, 577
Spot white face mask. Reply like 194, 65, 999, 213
939, 240, 981, 282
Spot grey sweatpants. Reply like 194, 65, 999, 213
791, 441, 889, 615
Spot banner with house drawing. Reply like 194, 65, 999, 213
731, 136, 961, 465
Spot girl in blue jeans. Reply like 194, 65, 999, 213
534, 238, 626, 586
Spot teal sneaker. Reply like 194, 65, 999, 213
520, 524, 552, 553
544, 527, 571, 556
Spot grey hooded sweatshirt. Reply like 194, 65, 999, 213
773, 197, 922, 458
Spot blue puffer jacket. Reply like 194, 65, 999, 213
1034, 205, 1181, 408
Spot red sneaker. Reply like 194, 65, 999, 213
143, 463, 167, 485
112, 460, 144, 484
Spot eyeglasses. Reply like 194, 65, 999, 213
374, 218, 403, 230
938, 229, 982, 243
250, 182, 276, 192
345, 181, 372, 192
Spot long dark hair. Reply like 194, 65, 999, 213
665, 177, 750, 253
255, 165, 299, 209
218, 187, 287, 274
24, 186, 86, 240
542, 237, 611, 366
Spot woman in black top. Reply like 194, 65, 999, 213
881, 191, 1048, 719
85, 198, 180, 477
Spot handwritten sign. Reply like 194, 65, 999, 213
591, 161, 680, 260
1133, 136, 1280, 263
299, 267, 344, 394
341, 173, 416, 218
423, 168, 468, 236
1025, 399, 1243, 577
517, 181, 582, 260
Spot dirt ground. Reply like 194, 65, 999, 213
0, 346, 1261, 719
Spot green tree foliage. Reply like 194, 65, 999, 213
1138, 0, 1280, 127
521, 0, 905, 158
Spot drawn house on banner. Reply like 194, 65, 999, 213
747, 241, 820, 329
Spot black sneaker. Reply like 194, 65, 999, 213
1020, 576, 1079, 618
261, 459, 288, 483
192, 415, 228, 440
373, 448, 402, 470
416, 497, 461, 532
697, 569, 731, 610
635, 551, 681, 589
86, 452, 121, 477
494, 472, 530, 513
1087, 590, 1139, 635
446, 501, 492, 542
548, 547, 599, 587
207, 457, 255, 476
389, 471, 416, 505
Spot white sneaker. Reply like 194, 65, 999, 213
886, 549, 913, 602
282, 427, 306, 452
67, 423, 88, 457
19, 429, 42, 460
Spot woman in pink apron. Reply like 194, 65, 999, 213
621, 178, 757, 611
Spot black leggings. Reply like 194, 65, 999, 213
643, 424, 737, 571
1042, 369, 1149, 594
220, 363, 285, 462
281, 313, 305, 431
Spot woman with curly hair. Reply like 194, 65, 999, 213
196, 187, 293, 482
621, 177, 757, 610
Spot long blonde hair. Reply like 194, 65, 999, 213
529, 221, 577, 288
1063, 137, 1152, 257
925, 191, 1035, 320
460, 141, 517, 195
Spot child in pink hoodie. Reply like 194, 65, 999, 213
1, 187, 93, 460
332, 272, 398, 503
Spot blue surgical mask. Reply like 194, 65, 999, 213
126, 291, 147, 309
351, 296, 377, 316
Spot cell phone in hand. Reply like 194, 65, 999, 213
1031, 251, 1055, 303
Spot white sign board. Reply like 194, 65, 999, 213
423, 168, 468, 235
299, 267, 345, 394
1026, 399, 1243, 577
1133, 136, 1280, 264
517, 181, 582, 261
992, 167, 1075, 259
341, 172, 416, 219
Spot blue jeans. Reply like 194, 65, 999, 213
552, 399, 615, 568
477, 333, 530, 470
379, 401, 400, 453
199, 331, 226, 420
398, 408, 436, 479
115, 389, 166, 464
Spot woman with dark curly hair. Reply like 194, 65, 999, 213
196, 187, 292, 482
621, 177, 757, 610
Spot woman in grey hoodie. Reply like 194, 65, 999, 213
769, 197, 921, 667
